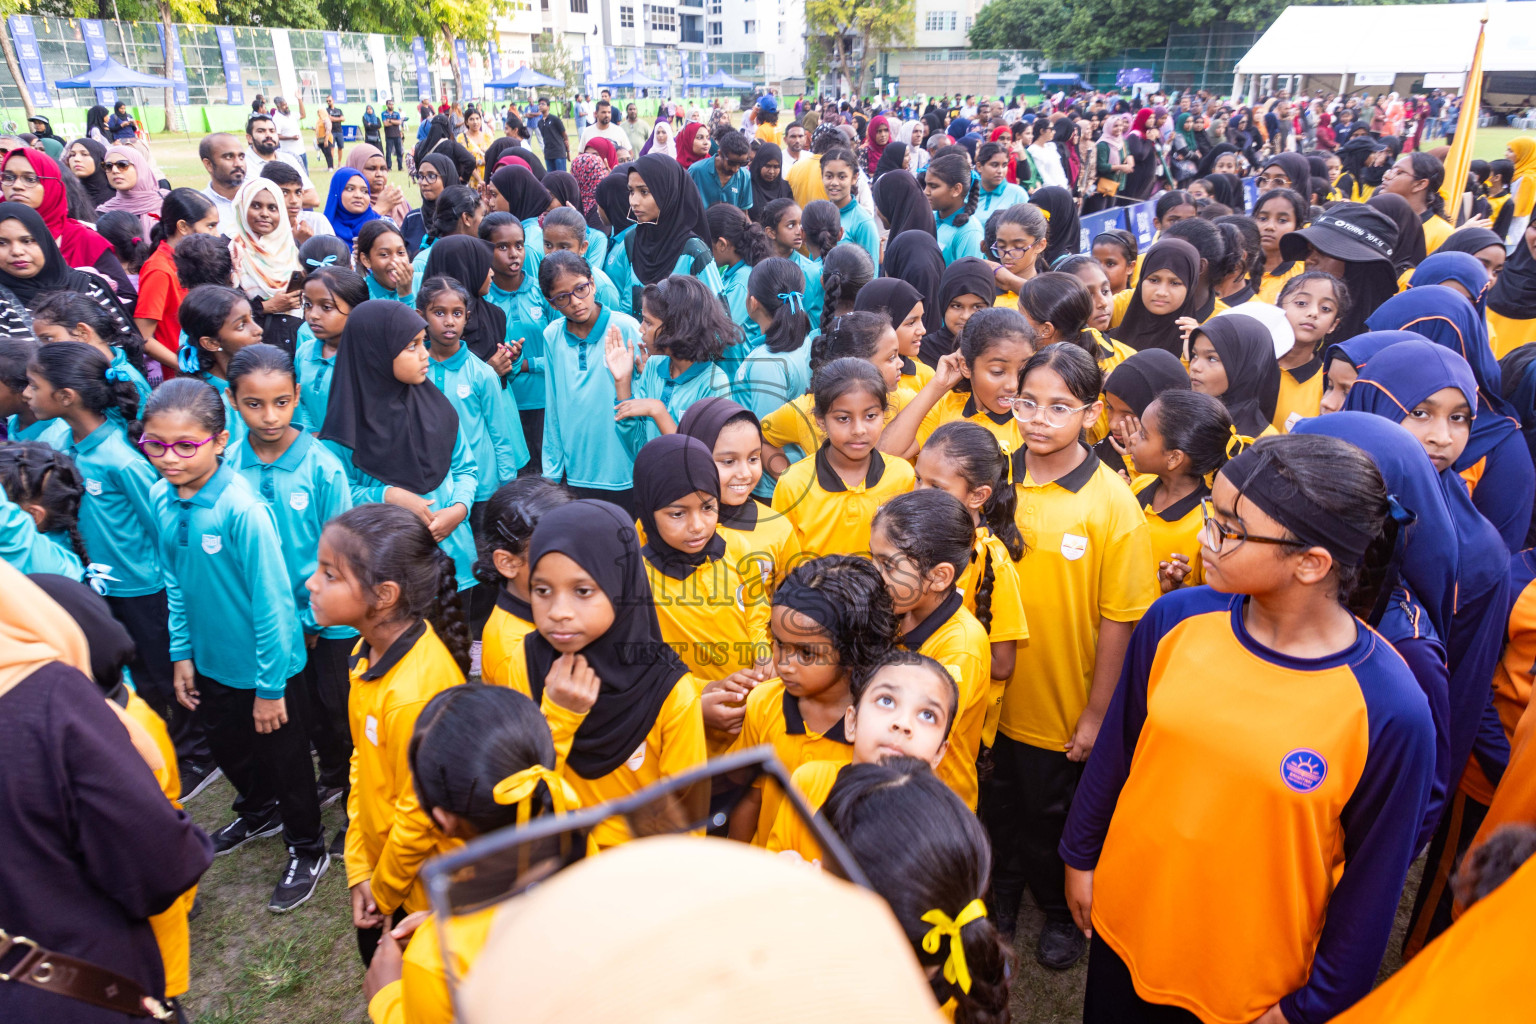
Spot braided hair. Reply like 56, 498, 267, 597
871, 489, 976, 619
817, 242, 875, 336
801, 199, 843, 259
928, 151, 980, 228
0, 441, 90, 568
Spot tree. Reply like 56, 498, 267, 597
155, 0, 215, 131
530, 33, 578, 95
0, 0, 34, 118
333, 0, 519, 101
805, 0, 913, 98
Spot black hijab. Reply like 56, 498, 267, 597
543, 170, 582, 211
1028, 186, 1080, 267
628, 154, 712, 287
1109, 237, 1202, 355
1489, 235, 1536, 322
28, 573, 135, 695
919, 257, 997, 366
1196, 314, 1281, 436
1360, 136, 1401, 189
678, 397, 762, 529
1102, 348, 1193, 415
68, 138, 113, 206
492, 164, 553, 223
1366, 192, 1426, 274
1203, 172, 1244, 211
748, 143, 793, 223
416, 153, 458, 229
1051, 117, 1078, 180
882, 230, 946, 336
414, 114, 454, 167
873, 141, 908, 182
483, 136, 519, 176
1262, 153, 1313, 204
1194, 142, 1237, 179
596, 164, 634, 235
0, 203, 94, 306
1336, 134, 1382, 181
505, 145, 547, 179
86, 105, 110, 140
523, 500, 690, 779
873, 170, 936, 244
635, 434, 728, 579
422, 236, 508, 364
856, 277, 924, 327
318, 300, 458, 495
1438, 227, 1505, 260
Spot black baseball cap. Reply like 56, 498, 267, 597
1279, 202, 1396, 266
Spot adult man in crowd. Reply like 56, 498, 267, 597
538, 96, 569, 171
688, 130, 753, 211
200, 131, 247, 235
782, 121, 809, 171
271, 96, 307, 170
382, 99, 405, 169
581, 99, 631, 152
246, 114, 318, 207
621, 102, 650, 155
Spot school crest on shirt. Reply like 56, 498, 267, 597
1280, 748, 1328, 793
1059, 533, 1088, 561
528, 304, 544, 320
456, 383, 472, 399
289, 490, 310, 512
201, 533, 222, 555
625, 743, 646, 771
84, 478, 102, 496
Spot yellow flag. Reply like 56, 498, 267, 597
1439, 14, 1486, 218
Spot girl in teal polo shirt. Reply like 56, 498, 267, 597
611, 274, 734, 460
317, 301, 480, 593
0, 440, 87, 581
927, 151, 984, 263
762, 198, 826, 330
489, 164, 557, 284
356, 221, 417, 306
975, 141, 1028, 225
482, 213, 551, 464
605, 154, 724, 318
537, 250, 645, 512
540, 206, 622, 310
735, 257, 815, 419
142, 377, 324, 887
294, 267, 367, 434
1, 338, 69, 448
29, 292, 151, 417
226, 343, 357, 802
706, 204, 776, 375
178, 284, 267, 449
821, 147, 881, 268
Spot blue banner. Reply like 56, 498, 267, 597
7, 16, 51, 108
412, 36, 432, 102
486, 39, 501, 99
1126, 200, 1156, 249
215, 26, 243, 106
80, 19, 116, 106
581, 45, 594, 98
322, 31, 347, 102
155, 22, 191, 107
1078, 199, 1157, 254
453, 38, 470, 96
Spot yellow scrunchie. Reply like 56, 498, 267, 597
1225, 425, 1254, 460
920, 897, 987, 994
492, 765, 580, 826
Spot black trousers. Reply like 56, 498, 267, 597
106, 590, 211, 765
385, 137, 403, 169
303, 635, 355, 790
196, 672, 323, 856
357, 907, 408, 967
1403, 788, 1489, 958
318, 141, 334, 169
1083, 938, 1202, 1023
519, 408, 545, 476
982, 734, 1084, 926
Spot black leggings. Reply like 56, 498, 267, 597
1083, 938, 1202, 1023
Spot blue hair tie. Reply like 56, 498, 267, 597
776, 291, 804, 313
84, 562, 120, 596
305, 254, 338, 267
104, 365, 132, 384
176, 345, 202, 374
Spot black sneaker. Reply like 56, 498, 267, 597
211, 812, 283, 856
179, 761, 223, 802
268, 848, 330, 913
328, 825, 348, 858
1035, 918, 1087, 970
316, 783, 344, 809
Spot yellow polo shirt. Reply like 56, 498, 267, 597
900, 591, 991, 809
731, 679, 854, 844
644, 551, 771, 681
1274, 356, 1325, 432
1004, 446, 1158, 750
481, 590, 537, 691
720, 502, 803, 597
1256, 261, 1304, 305
770, 444, 916, 557
1136, 478, 1208, 588
955, 528, 1029, 745
917, 390, 1024, 454
761, 387, 916, 460
764, 758, 845, 864
786, 153, 827, 207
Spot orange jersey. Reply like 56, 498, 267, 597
1460, 550, 1536, 804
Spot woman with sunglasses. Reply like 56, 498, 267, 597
1062, 432, 1435, 1024
96, 143, 169, 241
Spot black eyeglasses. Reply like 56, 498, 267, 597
421, 747, 868, 1013
1198, 496, 1309, 555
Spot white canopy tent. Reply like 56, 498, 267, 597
1232, 2, 1536, 101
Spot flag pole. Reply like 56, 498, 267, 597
1438, 11, 1486, 223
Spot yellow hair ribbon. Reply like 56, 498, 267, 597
492, 765, 580, 826
1039, 208, 1051, 221
1225, 425, 1254, 460
919, 897, 987, 994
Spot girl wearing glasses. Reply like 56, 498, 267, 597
1063, 433, 1435, 1024
144, 378, 326, 911
995, 342, 1157, 972
984, 203, 1049, 307
401, 153, 457, 259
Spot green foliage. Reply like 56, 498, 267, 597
531, 34, 578, 93
805, 0, 914, 94
969, 0, 1418, 60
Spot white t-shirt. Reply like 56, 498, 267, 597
580, 122, 632, 152
202, 185, 239, 237
272, 110, 305, 157
246, 148, 316, 195
781, 147, 810, 172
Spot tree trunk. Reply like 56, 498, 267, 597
158, 1, 174, 133
439, 26, 463, 105
0, 28, 35, 119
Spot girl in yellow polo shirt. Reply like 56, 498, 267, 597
475, 477, 573, 692
1253, 188, 1308, 304
770, 358, 916, 557
856, 278, 934, 393
727, 554, 898, 843
1054, 255, 1119, 336
870, 489, 992, 810
995, 342, 1158, 969
1273, 271, 1347, 431
915, 420, 1029, 746
504, 498, 707, 850
985, 203, 1051, 308
1122, 389, 1246, 591
820, 758, 1013, 1024
307, 504, 471, 965
882, 306, 1036, 462
365, 683, 584, 1024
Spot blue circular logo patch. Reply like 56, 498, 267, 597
1280, 748, 1328, 793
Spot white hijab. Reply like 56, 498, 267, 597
647, 120, 676, 160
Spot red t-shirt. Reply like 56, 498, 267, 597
135, 242, 185, 351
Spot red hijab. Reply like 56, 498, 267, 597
2, 148, 112, 269
675, 122, 707, 170
582, 136, 618, 169
865, 115, 890, 167
1130, 108, 1155, 138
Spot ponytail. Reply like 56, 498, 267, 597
30, 341, 139, 429
707, 204, 773, 267
801, 199, 843, 258
747, 257, 811, 355
928, 152, 978, 227
150, 188, 215, 249
818, 243, 875, 336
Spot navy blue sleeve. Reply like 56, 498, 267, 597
1280, 638, 1435, 1024
1058, 589, 1219, 869
1472, 685, 1512, 787
1471, 433, 1533, 554
1392, 634, 1450, 852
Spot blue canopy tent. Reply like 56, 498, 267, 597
1038, 72, 1091, 92
485, 65, 565, 90
691, 69, 752, 91
597, 66, 668, 91
54, 59, 176, 121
